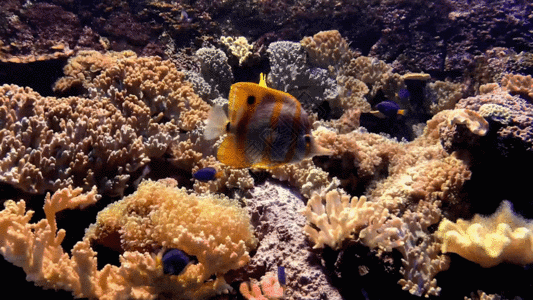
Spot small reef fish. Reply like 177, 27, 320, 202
370, 100, 405, 118
192, 167, 220, 182
160, 249, 192, 275
204, 73, 332, 169
398, 88, 410, 100
277, 266, 286, 286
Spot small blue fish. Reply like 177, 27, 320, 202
193, 167, 220, 182
398, 88, 410, 100
162, 249, 191, 275
277, 266, 286, 286
371, 100, 405, 118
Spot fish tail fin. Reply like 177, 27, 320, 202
204, 105, 229, 140
397, 109, 406, 115
310, 140, 334, 157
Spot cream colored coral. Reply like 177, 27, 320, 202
192, 156, 255, 194
221, 36, 254, 66
302, 189, 382, 249
437, 200, 533, 268
478, 103, 511, 125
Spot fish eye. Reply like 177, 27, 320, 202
304, 135, 311, 144
247, 95, 256, 105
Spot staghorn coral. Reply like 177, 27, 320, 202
53, 50, 137, 94
86, 52, 211, 131
437, 200, 533, 268
84, 178, 257, 299
0, 51, 211, 196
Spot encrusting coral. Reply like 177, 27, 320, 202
0, 178, 257, 299
437, 200, 533, 268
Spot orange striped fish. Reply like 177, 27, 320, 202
204, 74, 332, 169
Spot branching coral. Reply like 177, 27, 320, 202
437, 200, 533, 268
0, 186, 99, 297
302, 189, 382, 250
0, 51, 211, 196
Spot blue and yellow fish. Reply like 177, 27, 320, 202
205, 74, 332, 169
193, 167, 221, 182
370, 100, 405, 118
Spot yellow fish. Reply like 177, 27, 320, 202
204, 73, 332, 169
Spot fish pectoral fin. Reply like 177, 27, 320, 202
217, 134, 251, 168
205, 105, 228, 140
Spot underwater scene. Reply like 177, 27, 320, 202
1, 0, 533, 299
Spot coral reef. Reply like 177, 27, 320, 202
2, 1, 533, 297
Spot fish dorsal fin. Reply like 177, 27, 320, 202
259, 73, 267, 87
217, 133, 251, 168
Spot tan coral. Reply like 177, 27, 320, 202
437, 200, 533, 268
269, 158, 339, 198
86, 179, 257, 288
0, 186, 99, 298
300, 30, 354, 69
191, 156, 255, 194
500, 73, 533, 100
425, 80, 465, 114
88, 54, 210, 131
53, 50, 136, 93
334, 75, 371, 112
